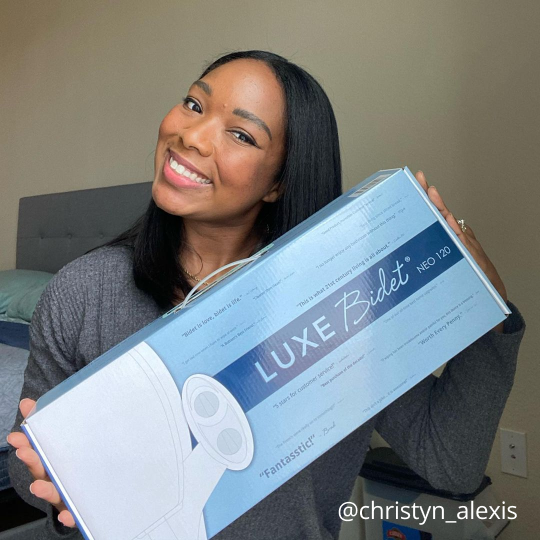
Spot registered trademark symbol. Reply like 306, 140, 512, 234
405, 256, 410, 262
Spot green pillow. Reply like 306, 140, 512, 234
0, 269, 54, 315
7, 282, 51, 322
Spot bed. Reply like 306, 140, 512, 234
0, 181, 152, 502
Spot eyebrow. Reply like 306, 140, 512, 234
193, 80, 212, 95
192, 80, 272, 141
232, 108, 272, 141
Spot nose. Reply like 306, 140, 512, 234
180, 117, 215, 157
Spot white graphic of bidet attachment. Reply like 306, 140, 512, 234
131, 342, 255, 540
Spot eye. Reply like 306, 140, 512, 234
231, 131, 256, 146
183, 96, 202, 113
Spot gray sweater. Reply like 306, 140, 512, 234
8, 246, 525, 540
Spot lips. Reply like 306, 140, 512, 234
168, 150, 210, 182
162, 149, 212, 189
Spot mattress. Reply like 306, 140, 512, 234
0, 320, 30, 490
0, 319, 30, 350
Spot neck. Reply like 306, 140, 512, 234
180, 218, 262, 282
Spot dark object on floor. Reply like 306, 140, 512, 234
0, 488, 46, 532
359, 446, 491, 501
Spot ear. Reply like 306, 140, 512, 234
262, 181, 283, 203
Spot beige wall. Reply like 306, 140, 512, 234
1, 1, 538, 537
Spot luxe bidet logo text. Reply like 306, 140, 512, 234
214, 221, 463, 412
255, 260, 409, 383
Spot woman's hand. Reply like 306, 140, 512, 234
415, 171, 508, 332
7, 398, 77, 528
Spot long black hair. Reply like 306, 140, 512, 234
108, 50, 342, 308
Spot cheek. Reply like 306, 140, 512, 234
218, 152, 256, 189
217, 151, 280, 198
155, 110, 182, 175
158, 108, 183, 142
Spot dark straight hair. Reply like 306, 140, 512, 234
108, 50, 342, 308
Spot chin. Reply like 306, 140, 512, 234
153, 180, 207, 221
152, 181, 181, 216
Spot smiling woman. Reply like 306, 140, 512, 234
110, 51, 343, 308
153, 59, 286, 233
7, 50, 526, 540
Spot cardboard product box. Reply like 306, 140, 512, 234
22, 167, 509, 540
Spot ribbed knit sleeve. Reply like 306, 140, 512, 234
375, 301, 526, 494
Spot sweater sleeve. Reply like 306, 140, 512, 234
8, 266, 85, 538
374, 300, 526, 494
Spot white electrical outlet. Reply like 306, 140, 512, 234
500, 429, 527, 478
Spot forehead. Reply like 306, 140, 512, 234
199, 59, 285, 127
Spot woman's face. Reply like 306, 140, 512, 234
152, 59, 286, 227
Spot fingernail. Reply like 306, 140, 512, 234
29, 483, 34, 494
15, 449, 21, 459
58, 515, 64, 524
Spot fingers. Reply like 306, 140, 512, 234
7, 398, 37, 449
446, 212, 465, 238
20, 398, 36, 418
8, 398, 77, 529
14, 445, 48, 480
426, 186, 452, 218
415, 171, 499, 296
415, 173, 477, 241
7, 401, 48, 481
447, 212, 478, 241
58, 509, 77, 528
416, 172, 459, 226
31, 479, 64, 508
448, 215, 482, 255
415, 172, 451, 220
415, 170, 429, 193
32, 480, 77, 528
459, 220, 477, 240
7, 431, 32, 449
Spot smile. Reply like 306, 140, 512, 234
168, 156, 212, 185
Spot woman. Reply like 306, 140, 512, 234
8, 50, 525, 539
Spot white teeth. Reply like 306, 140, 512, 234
169, 156, 211, 184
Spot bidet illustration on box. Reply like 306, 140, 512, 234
25, 339, 255, 540
22, 167, 510, 540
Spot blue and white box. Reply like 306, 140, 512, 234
22, 167, 509, 540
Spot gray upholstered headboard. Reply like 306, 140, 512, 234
16, 182, 153, 274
